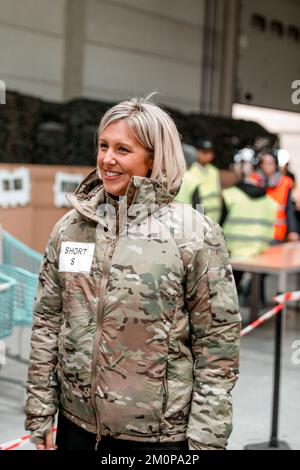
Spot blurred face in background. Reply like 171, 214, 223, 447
260, 154, 277, 178
197, 149, 215, 166
97, 119, 153, 196
234, 161, 254, 180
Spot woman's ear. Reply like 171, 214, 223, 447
148, 154, 154, 169
146, 153, 154, 177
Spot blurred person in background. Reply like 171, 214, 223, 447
278, 149, 296, 186
257, 149, 299, 244
175, 139, 222, 223
291, 183, 300, 238
182, 142, 197, 169
220, 148, 278, 292
257, 149, 299, 306
278, 149, 300, 235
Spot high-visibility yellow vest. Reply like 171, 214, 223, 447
222, 186, 279, 259
175, 162, 221, 223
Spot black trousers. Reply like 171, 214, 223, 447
56, 412, 189, 452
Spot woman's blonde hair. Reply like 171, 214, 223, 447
97, 94, 186, 194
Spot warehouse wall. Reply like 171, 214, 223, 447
236, 0, 300, 113
0, 0, 239, 114
0, 0, 206, 111
0, 0, 66, 100
82, 0, 205, 111
0, 0, 218, 110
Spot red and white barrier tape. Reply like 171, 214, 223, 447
0, 428, 57, 450
241, 288, 300, 337
273, 290, 300, 304
0, 434, 31, 451
240, 303, 284, 337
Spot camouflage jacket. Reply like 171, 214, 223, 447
25, 169, 241, 450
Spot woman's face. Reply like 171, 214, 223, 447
260, 154, 277, 177
97, 119, 153, 196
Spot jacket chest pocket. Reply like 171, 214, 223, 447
61, 273, 97, 327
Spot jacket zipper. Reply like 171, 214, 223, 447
90, 237, 116, 450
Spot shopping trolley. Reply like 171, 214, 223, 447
1, 230, 42, 274
0, 264, 39, 327
0, 273, 16, 339
0, 272, 25, 391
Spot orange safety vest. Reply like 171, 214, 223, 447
267, 175, 294, 241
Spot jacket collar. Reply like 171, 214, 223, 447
67, 168, 176, 227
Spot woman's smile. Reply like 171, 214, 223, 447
103, 170, 124, 181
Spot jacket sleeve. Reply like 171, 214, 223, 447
24, 226, 63, 444
185, 222, 241, 450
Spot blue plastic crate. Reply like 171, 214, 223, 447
0, 273, 16, 339
0, 264, 38, 326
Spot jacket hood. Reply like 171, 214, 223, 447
236, 181, 266, 199
67, 168, 179, 224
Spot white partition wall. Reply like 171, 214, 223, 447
0, 0, 207, 112
0, 0, 66, 100
82, 0, 205, 111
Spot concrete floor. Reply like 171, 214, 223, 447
0, 273, 299, 451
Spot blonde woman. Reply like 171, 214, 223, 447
25, 95, 241, 451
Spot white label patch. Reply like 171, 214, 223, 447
59, 242, 95, 272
